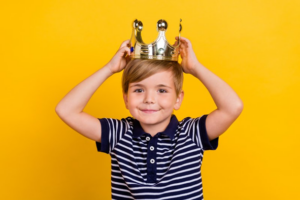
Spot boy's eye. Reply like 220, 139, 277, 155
159, 89, 167, 93
134, 89, 143, 93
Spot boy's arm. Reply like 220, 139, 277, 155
177, 36, 243, 141
55, 66, 113, 142
191, 62, 243, 141
55, 40, 131, 142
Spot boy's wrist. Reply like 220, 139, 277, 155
188, 62, 203, 77
190, 63, 198, 76
103, 64, 115, 77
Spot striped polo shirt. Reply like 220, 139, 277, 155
96, 114, 219, 200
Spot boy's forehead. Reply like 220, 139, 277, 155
130, 70, 175, 87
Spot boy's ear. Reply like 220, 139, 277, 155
123, 93, 128, 109
174, 90, 184, 110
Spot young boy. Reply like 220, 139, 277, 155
55, 36, 243, 199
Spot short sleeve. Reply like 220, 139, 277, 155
95, 117, 130, 154
186, 115, 219, 151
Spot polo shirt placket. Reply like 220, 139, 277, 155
145, 135, 158, 183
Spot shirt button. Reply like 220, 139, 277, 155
150, 146, 154, 151
146, 136, 150, 141
150, 159, 155, 164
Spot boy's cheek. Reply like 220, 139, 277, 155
161, 97, 176, 104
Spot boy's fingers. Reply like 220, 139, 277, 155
120, 40, 130, 48
119, 46, 131, 57
172, 40, 179, 46
175, 36, 191, 48
176, 36, 191, 44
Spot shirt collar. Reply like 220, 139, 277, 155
132, 115, 178, 140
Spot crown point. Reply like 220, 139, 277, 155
133, 19, 143, 31
133, 19, 138, 28
157, 19, 168, 31
138, 21, 143, 31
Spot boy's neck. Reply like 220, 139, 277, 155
138, 115, 172, 137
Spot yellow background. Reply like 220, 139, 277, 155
1, 0, 299, 199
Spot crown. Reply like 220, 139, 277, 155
130, 19, 182, 62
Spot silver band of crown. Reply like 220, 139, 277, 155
130, 19, 182, 62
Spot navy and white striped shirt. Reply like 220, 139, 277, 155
96, 114, 219, 200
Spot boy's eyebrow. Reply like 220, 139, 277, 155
157, 84, 172, 88
130, 83, 172, 89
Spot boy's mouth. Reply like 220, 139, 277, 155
140, 109, 158, 113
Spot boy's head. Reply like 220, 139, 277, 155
122, 59, 184, 127
122, 59, 183, 97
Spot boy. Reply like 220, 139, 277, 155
55, 36, 243, 199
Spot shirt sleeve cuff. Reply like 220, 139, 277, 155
95, 118, 110, 154
200, 115, 219, 150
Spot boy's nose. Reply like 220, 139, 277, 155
144, 99, 155, 104
143, 93, 155, 104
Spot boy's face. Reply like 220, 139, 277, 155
123, 70, 184, 130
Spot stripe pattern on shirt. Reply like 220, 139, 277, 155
96, 115, 219, 200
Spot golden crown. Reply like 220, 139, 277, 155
130, 19, 182, 62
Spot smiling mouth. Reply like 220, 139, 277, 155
140, 110, 158, 114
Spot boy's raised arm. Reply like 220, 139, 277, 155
177, 36, 244, 141
191, 61, 243, 141
55, 40, 131, 142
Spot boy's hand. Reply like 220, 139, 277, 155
175, 36, 199, 75
107, 40, 131, 74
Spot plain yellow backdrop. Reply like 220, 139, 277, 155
1, 0, 299, 199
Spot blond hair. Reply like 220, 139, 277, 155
122, 59, 183, 97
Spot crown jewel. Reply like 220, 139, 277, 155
130, 19, 182, 62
